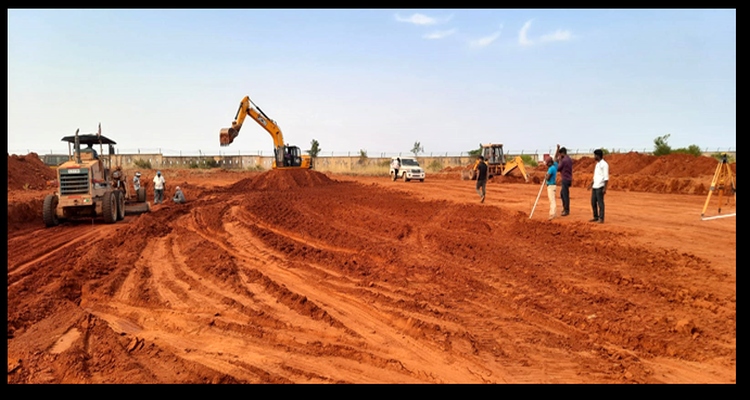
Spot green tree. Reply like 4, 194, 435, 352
307, 139, 321, 158
653, 134, 672, 156
358, 149, 368, 165
673, 144, 702, 157
519, 154, 538, 168
133, 158, 152, 169
467, 144, 483, 157
411, 141, 424, 157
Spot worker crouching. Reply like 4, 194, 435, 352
172, 186, 186, 204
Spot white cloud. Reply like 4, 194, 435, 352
423, 29, 457, 40
468, 24, 503, 48
395, 13, 438, 25
394, 13, 453, 26
518, 20, 534, 46
540, 29, 573, 43
469, 31, 501, 48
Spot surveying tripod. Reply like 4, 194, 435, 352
701, 153, 736, 220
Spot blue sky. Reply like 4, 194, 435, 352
8, 9, 736, 156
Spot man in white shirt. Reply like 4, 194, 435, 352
390, 158, 401, 181
587, 149, 609, 223
153, 170, 166, 204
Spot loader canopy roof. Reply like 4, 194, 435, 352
60, 134, 117, 146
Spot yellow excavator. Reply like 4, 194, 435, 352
219, 95, 312, 169
463, 143, 530, 182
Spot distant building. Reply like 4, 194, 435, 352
41, 154, 69, 166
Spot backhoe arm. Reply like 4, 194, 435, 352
502, 156, 530, 182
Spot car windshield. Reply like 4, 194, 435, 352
401, 159, 419, 166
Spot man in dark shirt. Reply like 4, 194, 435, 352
474, 155, 489, 203
555, 144, 573, 216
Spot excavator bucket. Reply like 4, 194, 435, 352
219, 127, 238, 146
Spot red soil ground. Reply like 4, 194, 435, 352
7, 152, 736, 383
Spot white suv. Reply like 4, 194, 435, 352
390, 156, 425, 182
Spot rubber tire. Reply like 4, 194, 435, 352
403, 173, 409, 182
43, 194, 59, 228
137, 187, 146, 202
420, 179, 424, 182
102, 190, 117, 224
116, 190, 126, 221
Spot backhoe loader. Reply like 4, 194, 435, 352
219, 95, 312, 169
462, 143, 530, 182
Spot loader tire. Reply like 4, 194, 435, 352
137, 187, 146, 203
103, 190, 118, 224
43, 194, 59, 228
115, 190, 126, 221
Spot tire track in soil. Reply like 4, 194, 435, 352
221, 187, 535, 382
193, 201, 473, 382
8, 223, 115, 276
225, 222, 495, 382
85, 227, 293, 382
178, 184, 504, 382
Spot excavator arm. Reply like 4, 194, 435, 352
219, 95, 313, 169
220, 96, 285, 148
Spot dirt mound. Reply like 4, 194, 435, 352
439, 166, 470, 173
594, 152, 657, 175
7, 153, 57, 190
572, 152, 735, 178
227, 169, 338, 191
7, 195, 45, 233
636, 153, 729, 178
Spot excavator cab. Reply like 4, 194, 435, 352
275, 145, 304, 168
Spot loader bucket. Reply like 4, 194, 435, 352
219, 127, 238, 146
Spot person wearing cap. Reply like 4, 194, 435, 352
133, 172, 142, 192
153, 170, 166, 204
172, 186, 186, 204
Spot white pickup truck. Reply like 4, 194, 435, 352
390, 156, 425, 182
